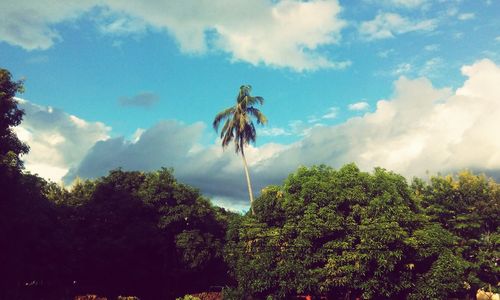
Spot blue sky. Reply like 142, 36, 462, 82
1, 0, 500, 211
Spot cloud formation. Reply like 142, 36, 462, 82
322, 107, 340, 119
0, 0, 348, 71
15, 100, 110, 182
359, 12, 436, 40
272, 59, 500, 180
18, 59, 500, 209
388, 0, 427, 7
365, 0, 428, 9
119, 92, 160, 107
63, 121, 289, 204
0, 1, 94, 50
348, 101, 370, 111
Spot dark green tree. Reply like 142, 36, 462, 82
53, 168, 233, 299
0, 68, 28, 171
0, 69, 63, 299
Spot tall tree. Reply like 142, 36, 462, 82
213, 85, 267, 215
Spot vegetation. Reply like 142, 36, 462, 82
1, 70, 498, 299
213, 85, 268, 215
223, 165, 499, 299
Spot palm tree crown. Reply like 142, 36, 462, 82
213, 85, 267, 153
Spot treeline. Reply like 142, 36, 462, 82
1, 166, 233, 299
2, 164, 499, 300
1, 69, 499, 299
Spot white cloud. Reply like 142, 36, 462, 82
424, 44, 439, 51
359, 12, 436, 40
322, 107, 339, 119
258, 127, 291, 137
0, 1, 97, 50
389, 0, 427, 7
393, 63, 412, 75
15, 100, 110, 182
0, 0, 349, 71
288, 120, 314, 136
457, 13, 475, 21
495, 36, 500, 42
96, 8, 148, 35
418, 57, 443, 77
270, 59, 500, 180
377, 48, 396, 58
348, 101, 370, 111
367, 0, 429, 8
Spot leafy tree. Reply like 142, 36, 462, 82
0, 69, 64, 299
225, 164, 478, 299
49, 168, 233, 299
0, 68, 28, 171
414, 171, 500, 297
213, 85, 267, 215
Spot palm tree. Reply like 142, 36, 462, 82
213, 85, 267, 215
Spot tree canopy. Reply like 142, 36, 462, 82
224, 165, 499, 299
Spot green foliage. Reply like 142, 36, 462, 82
0, 68, 28, 171
408, 250, 470, 300
213, 85, 267, 154
225, 164, 499, 299
415, 171, 500, 296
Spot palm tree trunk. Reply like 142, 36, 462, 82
240, 147, 255, 215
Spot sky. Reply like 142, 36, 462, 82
1, 0, 499, 211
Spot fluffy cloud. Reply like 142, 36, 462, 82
63, 121, 289, 204
360, 12, 436, 40
18, 59, 500, 208
105, 0, 349, 71
0, 1, 96, 50
0, 0, 348, 71
15, 100, 110, 182
272, 59, 500, 179
348, 101, 370, 111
